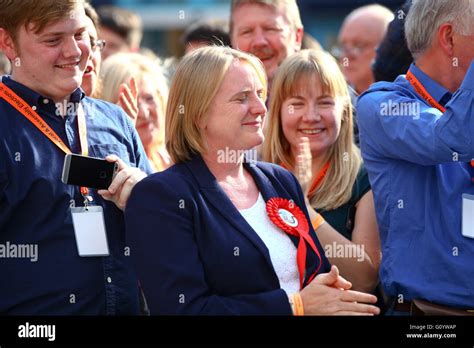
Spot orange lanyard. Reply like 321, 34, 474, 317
406, 70, 446, 113
0, 82, 91, 196
406, 71, 474, 176
307, 161, 330, 197
282, 160, 330, 198
0, 82, 88, 156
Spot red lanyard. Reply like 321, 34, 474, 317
406, 71, 474, 177
0, 82, 91, 197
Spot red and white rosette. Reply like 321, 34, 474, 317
266, 198, 307, 236
266, 197, 321, 289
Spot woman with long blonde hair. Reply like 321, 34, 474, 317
263, 49, 380, 292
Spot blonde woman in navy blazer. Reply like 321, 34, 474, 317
125, 46, 380, 316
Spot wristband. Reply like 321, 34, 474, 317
290, 293, 304, 316
311, 213, 325, 230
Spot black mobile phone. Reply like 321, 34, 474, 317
61, 154, 118, 190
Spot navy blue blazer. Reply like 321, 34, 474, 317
125, 155, 330, 315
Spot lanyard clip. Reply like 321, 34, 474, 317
80, 186, 93, 211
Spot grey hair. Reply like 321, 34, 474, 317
405, 0, 474, 59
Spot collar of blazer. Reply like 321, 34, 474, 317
183, 153, 276, 194
183, 154, 285, 277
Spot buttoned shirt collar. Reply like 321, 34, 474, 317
1, 75, 85, 111
409, 63, 452, 106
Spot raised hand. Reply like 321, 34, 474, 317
295, 137, 312, 197
119, 77, 139, 126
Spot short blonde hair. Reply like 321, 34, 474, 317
230, 0, 303, 34
262, 49, 361, 210
166, 45, 267, 164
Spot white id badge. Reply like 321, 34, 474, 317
71, 206, 110, 256
462, 193, 474, 239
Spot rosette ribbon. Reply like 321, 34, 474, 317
266, 197, 322, 289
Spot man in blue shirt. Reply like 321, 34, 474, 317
0, 0, 152, 314
357, 0, 474, 314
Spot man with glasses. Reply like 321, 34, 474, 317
82, 2, 105, 98
337, 4, 394, 94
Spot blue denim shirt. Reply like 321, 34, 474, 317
0, 76, 152, 314
356, 62, 474, 308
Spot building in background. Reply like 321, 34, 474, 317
91, 0, 404, 58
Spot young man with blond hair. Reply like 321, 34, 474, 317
0, 0, 151, 314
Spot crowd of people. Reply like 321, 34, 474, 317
0, 0, 473, 317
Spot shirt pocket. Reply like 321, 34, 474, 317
88, 143, 131, 167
